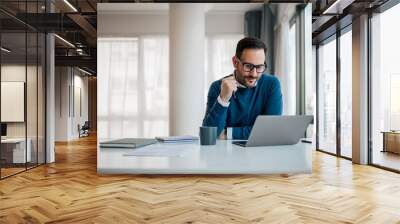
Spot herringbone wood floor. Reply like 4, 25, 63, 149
1, 135, 400, 224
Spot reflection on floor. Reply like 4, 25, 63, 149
0, 162, 39, 178
341, 147, 352, 158
0, 167, 25, 178
373, 150, 400, 171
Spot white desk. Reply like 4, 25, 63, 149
97, 140, 312, 174
1, 138, 32, 163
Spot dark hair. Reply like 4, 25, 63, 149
235, 37, 267, 59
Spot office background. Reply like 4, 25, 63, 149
1, 2, 400, 222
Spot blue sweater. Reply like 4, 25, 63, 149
202, 74, 283, 140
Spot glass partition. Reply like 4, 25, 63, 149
27, 30, 38, 169
1, 30, 28, 177
38, 32, 45, 165
0, 1, 46, 179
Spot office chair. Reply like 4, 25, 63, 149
79, 121, 90, 138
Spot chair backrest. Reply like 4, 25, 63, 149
82, 121, 90, 129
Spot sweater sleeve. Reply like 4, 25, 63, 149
202, 82, 229, 136
265, 76, 283, 115
232, 126, 252, 140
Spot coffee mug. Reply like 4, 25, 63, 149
199, 126, 217, 145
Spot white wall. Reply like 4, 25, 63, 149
206, 14, 244, 35
1, 65, 40, 138
55, 67, 89, 141
98, 7, 244, 37
55, 67, 69, 141
98, 14, 169, 36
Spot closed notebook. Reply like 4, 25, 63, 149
155, 135, 199, 142
100, 138, 157, 148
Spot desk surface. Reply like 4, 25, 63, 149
98, 140, 312, 174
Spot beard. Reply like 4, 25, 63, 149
236, 71, 259, 88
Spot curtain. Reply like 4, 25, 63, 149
244, 10, 262, 38
261, 5, 275, 74
97, 37, 169, 139
274, 20, 291, 115
244, 5, 275, 74
204, 35, 244, 104
273, 5, 299, 116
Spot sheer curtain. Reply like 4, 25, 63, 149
142, 37, 169, 137
204, 35, 243, 103
287, 23, 297, 115
98, 36, 169, 139
274, 5, 297, 116
98, 35, 243, 138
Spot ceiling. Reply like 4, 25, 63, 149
97, 3, 265, 13
1, 0, 395, 74
311, 0, 391, 44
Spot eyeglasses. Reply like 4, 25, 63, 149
237, 58, 266, 73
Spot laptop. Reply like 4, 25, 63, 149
233, 115, 313, 147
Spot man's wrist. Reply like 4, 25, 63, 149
217, 95, 230, 107
220, 94, 229, 103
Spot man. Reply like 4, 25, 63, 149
202, 37, 283, 140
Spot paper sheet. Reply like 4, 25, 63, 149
123, 148, 187, 157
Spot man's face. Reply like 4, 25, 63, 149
232, 49, 265, 88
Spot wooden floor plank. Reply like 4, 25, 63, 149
1, 135, 400, 223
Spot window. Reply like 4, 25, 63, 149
315, 27, 352, 159
340, 29, 352, 158
317, 37, 337, 154
305, 46, 316, 138
390, 75, 400, 130
204, 35, 243, 103
97, 37, 169, 139
371, 3, 400, 170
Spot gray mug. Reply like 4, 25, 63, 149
199, 126, 217, 145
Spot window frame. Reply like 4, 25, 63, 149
368, 1, 400, 173
315, 24, 353, 161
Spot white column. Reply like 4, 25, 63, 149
352, 14, 369, 164
54, 67, 74, 141
46, 33, 55, 163
169, 4, 208, 135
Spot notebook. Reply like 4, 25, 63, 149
100, 138, 157, 149
155, 135, 199, 143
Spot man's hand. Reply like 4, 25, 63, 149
220, 76, 237, 103
219, 131, 226, 140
